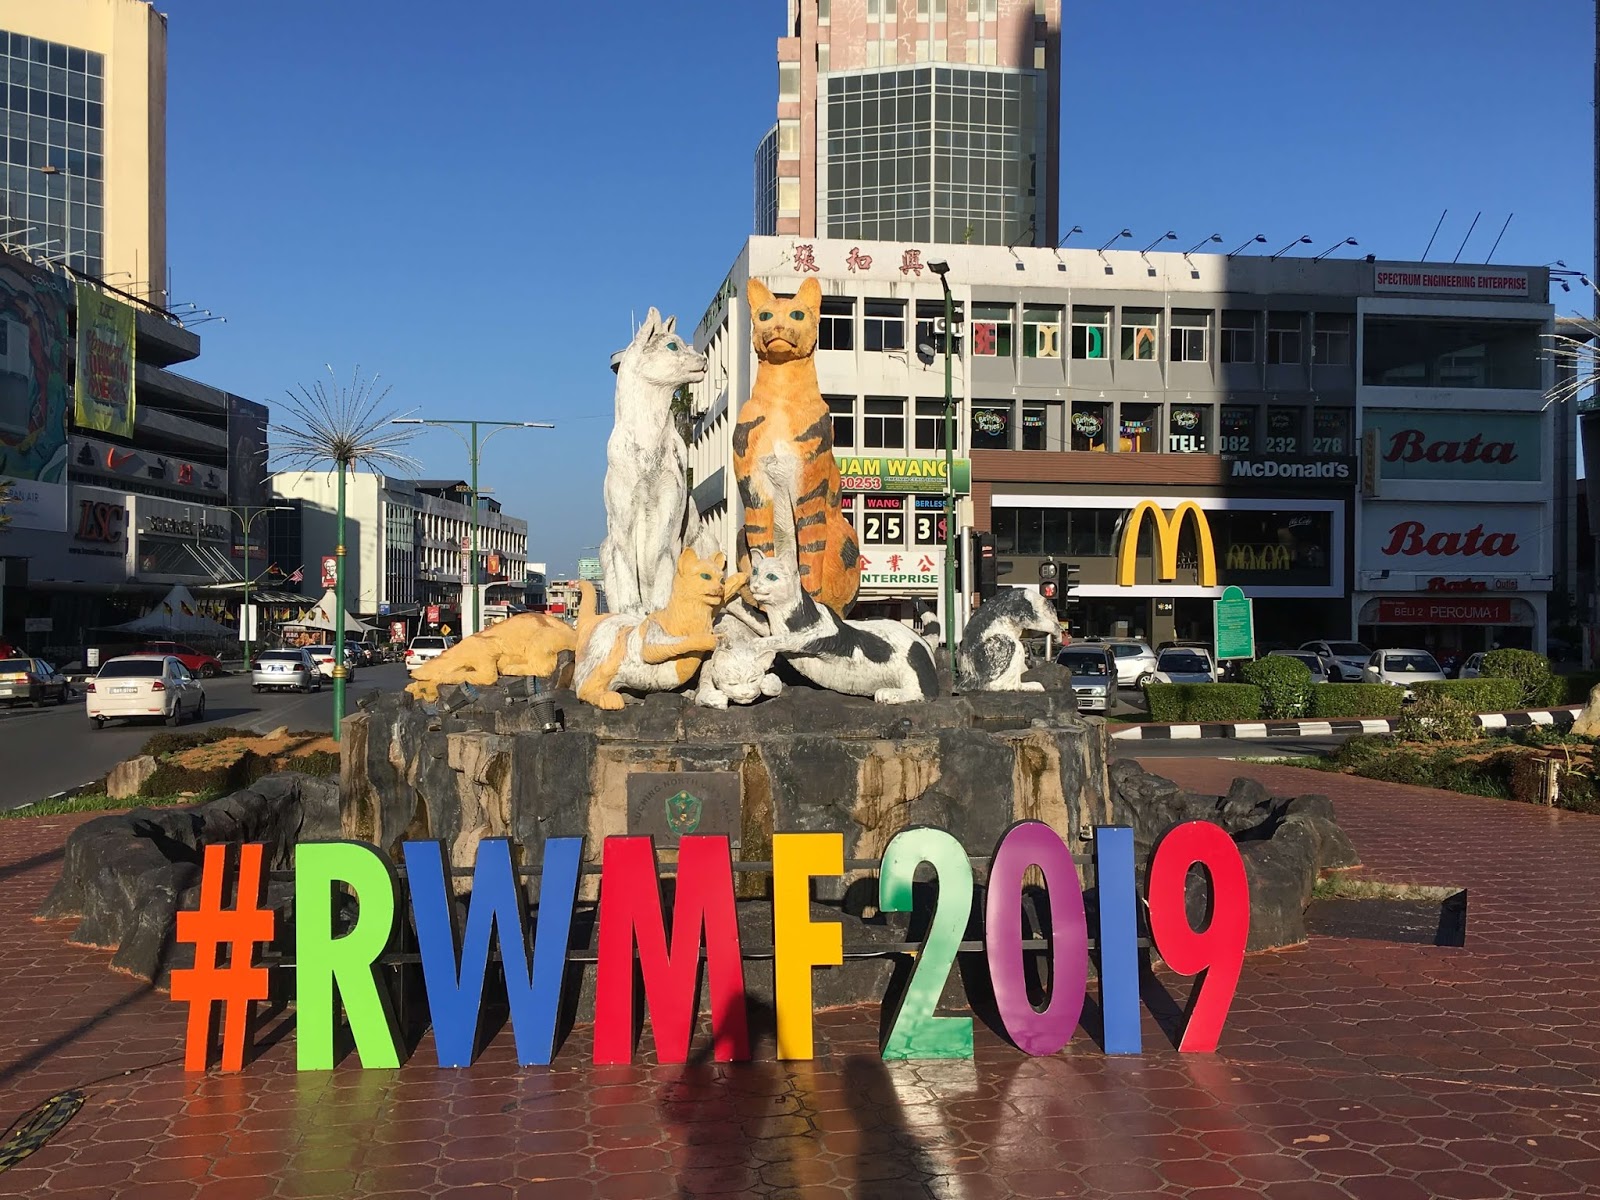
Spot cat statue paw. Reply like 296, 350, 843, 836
696, 615, 784, 709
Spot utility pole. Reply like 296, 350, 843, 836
928, 259, 958, 676
219, 502, 288, 668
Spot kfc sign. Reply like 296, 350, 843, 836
1364, 411, 1540, 482
1362, 502, 1542, 576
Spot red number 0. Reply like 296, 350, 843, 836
1147, 821, 1249, 1053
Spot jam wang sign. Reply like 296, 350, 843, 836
172, 823, 1248, 1072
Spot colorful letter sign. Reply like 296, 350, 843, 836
74, 283, 136, 438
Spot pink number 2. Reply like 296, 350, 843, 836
1147, 821, 1249, 1053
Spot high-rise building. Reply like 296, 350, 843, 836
756, 0, 1060, 248
0, 0, 166, 302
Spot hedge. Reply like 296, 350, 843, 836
1560, 673, 1600, 706
1480, 648, 1561, 709
1307, 684, 1404, 719
1411, 677, 1525, 713
1145, 683, 1262, 723
1239, 656, 1313, 719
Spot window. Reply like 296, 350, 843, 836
1361, 317, 1543, 389
971, 404, 1010, 450
913, 500, 945, 545
1266, 313, 1303, 365
1119, 402, 1160, 452
863, 397, 906, 448
779, 63, 800, 99
1169, 311, 1208, 363
777, 118, 800, 155
778, 178, 800, 212
1219, 406, 1256, 453
915, 398, 950, 450
1071, 306, 1109, 360
864, 299, 905, 352
1022, 305, 1061, 358
818, 0, 831, 19
914, 298, 962, 356
1070, 401, 1108, 450
828, 396, 855, 448
1120, 309, 1159, 361
1220, 312, 1256, 364
819, 295, 854, 350
1265, 407, 1302, 454
862, 497, 906, 544
1022, 403, 1048, 450
1168, 405, 1209, 453
971, 303, 1013, 357
1313, 314, 1352, 366
1312, 409, 1352, 455
1216, 509, 1331, 587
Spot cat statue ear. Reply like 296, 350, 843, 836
747, 278, 776, 311
663, 314, 677, 334
794, 277, 822, 312
637, 307, 663, 342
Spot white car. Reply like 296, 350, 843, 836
86, 654, 206, 729
1268, 649, 1330, 685
1153, 648, 1216, 685
1102, 640, 1159, 688
303, 644, 359, 680
1361, 648, 1447, 699
1300, 639, 1372, 682
1457, 652, 1486, 680
406, 635, 456, 673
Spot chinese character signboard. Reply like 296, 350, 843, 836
73, 284, 136, 438
858, 551, 943, 591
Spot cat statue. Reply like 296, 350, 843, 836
694, 614, 785, 709
746, 551, 938, 705
600, 307, 712, 616
734, 277, 861, 617
955, 588, 1061, 693
573, 547, 746, 710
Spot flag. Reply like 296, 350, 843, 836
289, 566, 304, 583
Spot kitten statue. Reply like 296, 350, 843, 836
955, 588, 1061, 693
694, 614, 785, 709
746, 551, 938, 705
573, 548, 745, 710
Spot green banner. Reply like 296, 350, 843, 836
836, 455, 971, 495
74, 284, 137, 438
1213, 585, 1256, 661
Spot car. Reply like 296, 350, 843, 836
1457, 652, 1486, 680
0, 657, 71, 707
1055, 646, 1114, 713
1267, 649, 1330, 685
85, 654, 206, 728
251, 647, 323, 693
1360, 648, 1446, 699
1153, 648, 1216, 685
406, 634, 456, 673
140, 641, 225, 678
1299, 640, 1372, 683
1157, 639, 1214, 655
303, 644, 357, 680
1101, 640, 1159, 688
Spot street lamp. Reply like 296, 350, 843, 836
392, 419, 554, 636
926, 259, 958, 677
217, 502, 289, 668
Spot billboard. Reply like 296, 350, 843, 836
73, 284, 137, 438
0, 256, 72, 531
1360, 501, 1544, 576
1363, 410, 1541, 482
227, 394, 269, 508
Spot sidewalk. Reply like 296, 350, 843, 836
2, 766, 1600, 1198
1110, 703, 1583, 741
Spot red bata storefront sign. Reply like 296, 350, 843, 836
1377, 598, 1514, 624
171, 823, 1248, 1073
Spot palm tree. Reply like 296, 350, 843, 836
1549, 306, 1600, 409
274, 366, 418, 739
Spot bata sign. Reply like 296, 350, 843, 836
1366, 410, 1540, 482
1362, 502, 1542, 575
1372, 267, 1529, 297
1227, 457, 1352, 483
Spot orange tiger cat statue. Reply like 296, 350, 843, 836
734, 277, 861, 616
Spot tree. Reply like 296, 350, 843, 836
671, 384, 696, 489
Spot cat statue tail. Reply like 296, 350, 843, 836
576, 581, 603, 638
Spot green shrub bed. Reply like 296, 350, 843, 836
1239, 656, 1312, 719
1307, 684, 1404, 719
1144, 683, 1262, 723
1411, 677, 1524, 713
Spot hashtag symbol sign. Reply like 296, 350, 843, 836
170, 842, 274, 1072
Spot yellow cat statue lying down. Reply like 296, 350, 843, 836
404, 612, 577, 703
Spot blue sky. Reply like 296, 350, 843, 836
156, 0, 1594, 577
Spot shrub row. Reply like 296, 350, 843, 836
1480, 648, 1562, 708
1307, 684, 1404, 719
1144, 683, 1262, 723
1411, 677, 1524, 713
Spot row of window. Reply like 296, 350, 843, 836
0, 33, 104, 78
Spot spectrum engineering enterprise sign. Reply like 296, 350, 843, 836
173, 822, 1249, 1072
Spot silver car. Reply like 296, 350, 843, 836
1153, 648, 1216, 685
1300, 639, 1372, 683
252, 647, 323, 693
1102, 640, 1159, 688
0, 657, 71, 707
1268, 649, 1329, 685
1056, 646, 1113, 713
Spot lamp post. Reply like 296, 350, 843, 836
393, 419, 554, 637
217, 502, 289, 668
927, 260, 958, 676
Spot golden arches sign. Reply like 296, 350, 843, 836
1116, 501, 1217, 587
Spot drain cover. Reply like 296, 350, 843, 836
0, 1090, 85, 1172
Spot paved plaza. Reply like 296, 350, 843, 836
2, 760, 1598, 1199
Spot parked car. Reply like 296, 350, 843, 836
303, 644, 356, 681
1457, 652, 1487, 680
251, 647, 323, 693
1055, 646, 1114, 713
1101, 640, 1159, 688
1360, 648, 1446, 699
1153, 648, 1216, 685
1267, 649, 1330, 685
0, 657, 71, 707
140, 641, 225, 678
86, 654, 206, 728
1299, 640, 1372, 682
1157, 639, 1214, 655
406, 634, 456, 673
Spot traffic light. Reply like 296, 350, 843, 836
976, 532, 998, 599
1038, 559, 1059, 602
1058, 562, 1081, 632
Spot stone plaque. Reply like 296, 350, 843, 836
626, 772, 742, 847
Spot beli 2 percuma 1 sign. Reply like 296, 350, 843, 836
171, 820, 1249, 1071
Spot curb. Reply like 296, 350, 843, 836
1110, 705, 1585, 742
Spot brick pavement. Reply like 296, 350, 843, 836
0, 764, 1598, 1199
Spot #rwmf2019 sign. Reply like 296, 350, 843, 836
172, 821, 1247, 1073
73, 283, 136, 438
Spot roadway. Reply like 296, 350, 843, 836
0, 662, 411, 811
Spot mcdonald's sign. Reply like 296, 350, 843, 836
1224, 543, 1292, 572
1117, 502, 1217, 587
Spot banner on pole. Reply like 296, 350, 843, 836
74, 284, 137, 438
